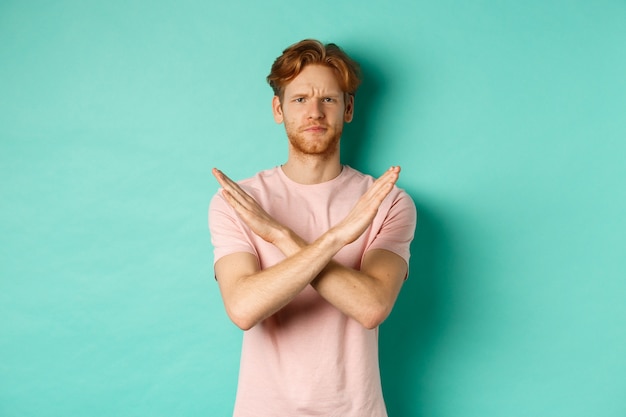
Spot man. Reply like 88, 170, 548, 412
209, 39, 416, 417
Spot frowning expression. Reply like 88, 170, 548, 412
272, 65, 354, 159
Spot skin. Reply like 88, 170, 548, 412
212, 64, 407, 330
273, 64, 353, 184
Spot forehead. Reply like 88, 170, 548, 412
284, 64, 342, 95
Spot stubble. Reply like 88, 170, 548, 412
285, 122, 343, 161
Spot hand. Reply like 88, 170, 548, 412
212, 168, 286, 244
331, 166, 400, 245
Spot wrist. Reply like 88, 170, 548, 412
273, 226, 302, 255
319, 227, 345, 252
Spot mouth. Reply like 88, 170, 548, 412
303, 125, 328, 133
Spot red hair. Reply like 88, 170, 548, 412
267, 39, 361, 98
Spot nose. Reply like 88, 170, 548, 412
307, 100, 324, 120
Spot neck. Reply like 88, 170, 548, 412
281, 152, 342, 185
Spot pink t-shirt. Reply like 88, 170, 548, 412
209, 166, 416, 417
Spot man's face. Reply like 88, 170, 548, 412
272, 65, 354, 159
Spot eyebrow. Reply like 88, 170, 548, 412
288, 91, 342, 98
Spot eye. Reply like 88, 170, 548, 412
294, 97, 305, 103
322, 97, 335, 103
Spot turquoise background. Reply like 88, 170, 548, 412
1, 1, 625, 416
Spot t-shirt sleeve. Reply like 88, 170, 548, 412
366, 189, 417, 264
208, 191, 257, 265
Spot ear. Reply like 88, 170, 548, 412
344, 94, 354, 123
272, 96, 284, 124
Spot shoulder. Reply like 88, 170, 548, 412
236, 166, 282, 190
341, 165, 373, 184
223, 166, 282, 185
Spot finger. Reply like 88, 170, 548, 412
213, 168, 254, 205
212, 168, 231, 189
372, 166, 400, 189
213, 172, 250, 216
378, 166, 400, 183
365, 166, 400, 201
213, 168, 239, 191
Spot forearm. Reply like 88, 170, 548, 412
312, 261, 392, 329
212, 166, 404, 329
274, 230, 403, 329
222, 229, 346, 330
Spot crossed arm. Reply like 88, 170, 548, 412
212, 167, 408, 330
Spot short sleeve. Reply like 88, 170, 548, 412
366, 189, 417, 264
208, 191, 257, 265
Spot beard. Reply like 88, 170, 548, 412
285, 122, 343, 160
